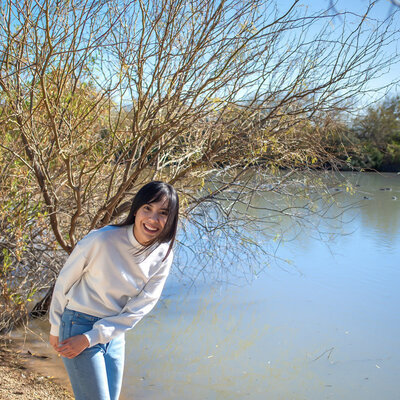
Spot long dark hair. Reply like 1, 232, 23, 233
118, 181, 179, 258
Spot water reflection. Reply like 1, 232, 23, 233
338, 173, 400, 242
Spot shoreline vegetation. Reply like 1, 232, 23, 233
250, 95, 400, 173
322, 96, 400, 173
0, 338, 72, 400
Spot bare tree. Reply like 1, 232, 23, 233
0, 0, 399, 327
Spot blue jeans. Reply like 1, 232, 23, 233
60, 308, 125, 400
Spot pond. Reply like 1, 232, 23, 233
15, 172, 400, 400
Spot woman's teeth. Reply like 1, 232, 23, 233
144, 224, 158, 232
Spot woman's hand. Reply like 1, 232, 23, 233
49, 334, 59, 352
56, 335, 90, 359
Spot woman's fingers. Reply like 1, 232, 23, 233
62, 350, 78, 359
57, 335, 89, 358
49, 334, 60, 352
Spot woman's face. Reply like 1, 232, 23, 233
133, 197, 169, 245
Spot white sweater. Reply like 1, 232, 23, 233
49, 224, 173, 347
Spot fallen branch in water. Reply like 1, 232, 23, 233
311, 347, 335, 362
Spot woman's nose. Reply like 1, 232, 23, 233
148, 212, 159, 222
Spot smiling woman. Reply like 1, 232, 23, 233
134, 200, 170, 245
117, 182, 179, 258
48, 181, 179, 400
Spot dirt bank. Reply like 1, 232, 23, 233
0, 339, 73, 400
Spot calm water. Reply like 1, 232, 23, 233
15, 172, 400, 400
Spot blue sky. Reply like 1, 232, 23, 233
279, 0, 400, 101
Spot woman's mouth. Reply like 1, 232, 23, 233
143, 223, 159, 233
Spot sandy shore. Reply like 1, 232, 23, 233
0, 338, 73, 400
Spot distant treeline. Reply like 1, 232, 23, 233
325, 96, 400, 172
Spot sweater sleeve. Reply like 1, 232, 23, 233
49, 236, 93, 337
83, 252, 173, 347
